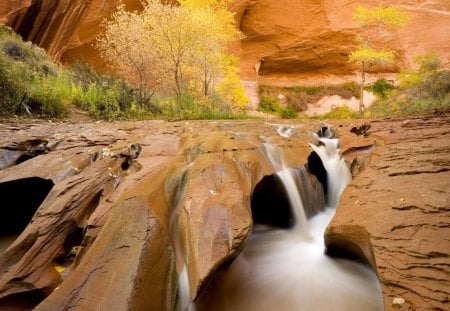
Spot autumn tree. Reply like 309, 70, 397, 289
96, 6, 162, 108
349, 5, 409, 114
179, 0, 244, 97
215, 54, 249, 109
97, 0, 244, 107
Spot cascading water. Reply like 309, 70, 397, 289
263, 142, 310, 238
196, 128, 383, 311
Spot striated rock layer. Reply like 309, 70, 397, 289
326, 114, 450, 310
232, 0, 450, 83
1, 0, 449, 84
0, 115, 448, 310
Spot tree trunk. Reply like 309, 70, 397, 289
174, 68, 181, 100
204, 71, 209, 97
359, 61, 365, 115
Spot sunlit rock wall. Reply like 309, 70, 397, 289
1, 0, 449, 83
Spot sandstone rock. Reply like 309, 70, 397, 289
174, 123, 312, 299
0, 117, 447, 310
0, 0, 142, 69
326, 113, 450, 310
234, 0, 450, 83
1, 0, 448, 84
0, 120, 182, 309
35, 196, 175, 311
0, 161, 113, 309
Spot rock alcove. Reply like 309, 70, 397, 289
0, 177, 54, 237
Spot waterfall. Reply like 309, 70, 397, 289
196, 127, 383, 311
263, 143, 310, 238
309, 137, 352, 207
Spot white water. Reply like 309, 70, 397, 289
263, 143, 310, 238
309, 137, 351, 207
196, 134, 383, 311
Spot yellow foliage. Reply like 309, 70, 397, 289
97, 0, 243, 100
216, 55, 249, 110
349, 47, 394, 65
353, 5, 410, 29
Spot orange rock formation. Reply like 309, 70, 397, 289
1, 0, 449, 85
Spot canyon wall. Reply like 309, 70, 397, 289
1, 0, 449, 84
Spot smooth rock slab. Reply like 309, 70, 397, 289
36, 196, 175, 311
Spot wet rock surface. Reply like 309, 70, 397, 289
0, 116, 448, 310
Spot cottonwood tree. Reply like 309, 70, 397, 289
146, 0, 243, 98
98, 0, 244, 105
97, 6, 162, 109
349, 5, 409, 114
183, 0, 244, 97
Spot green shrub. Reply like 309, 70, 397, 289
398, 69, 422, 89
73, 83, 122, 120
319, 105, 360, 119
2, 40, 25, 60
368, 70, 450, 117
259, 96, 280, 113
305, 86, 321, 95
372, 78, 394, 98
280, 105, 297, 119
0, 24, 67, 117
415, 52, 441, 73
0, 57, 23, 114
289, 85, 321, 95
409, 70, 449, 100
289, 86, 304, 93
342, 81, 361, 98
26, 73, 75, 117
156, 94, 246, 120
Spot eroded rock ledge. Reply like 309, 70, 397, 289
0, 115, 448, 310
326, 113, 450, 310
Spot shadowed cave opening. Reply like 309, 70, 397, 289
0, 177, 54, 250
0, 289, 47, 310
251, 151, 327, 228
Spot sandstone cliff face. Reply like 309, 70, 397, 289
232, 0, 450, 83
0, 0, 142, 69
1, 0, 449, 84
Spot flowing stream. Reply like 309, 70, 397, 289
196, 132, 383, 310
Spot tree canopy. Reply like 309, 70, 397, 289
353, 5, 410, 29
97, 0, 246, 108
349, 47, 394, 67
349, 4, 409, 113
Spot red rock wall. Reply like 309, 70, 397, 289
0, 0, 142, 70
232, 0, 450, 82
1, 0, 449, 83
